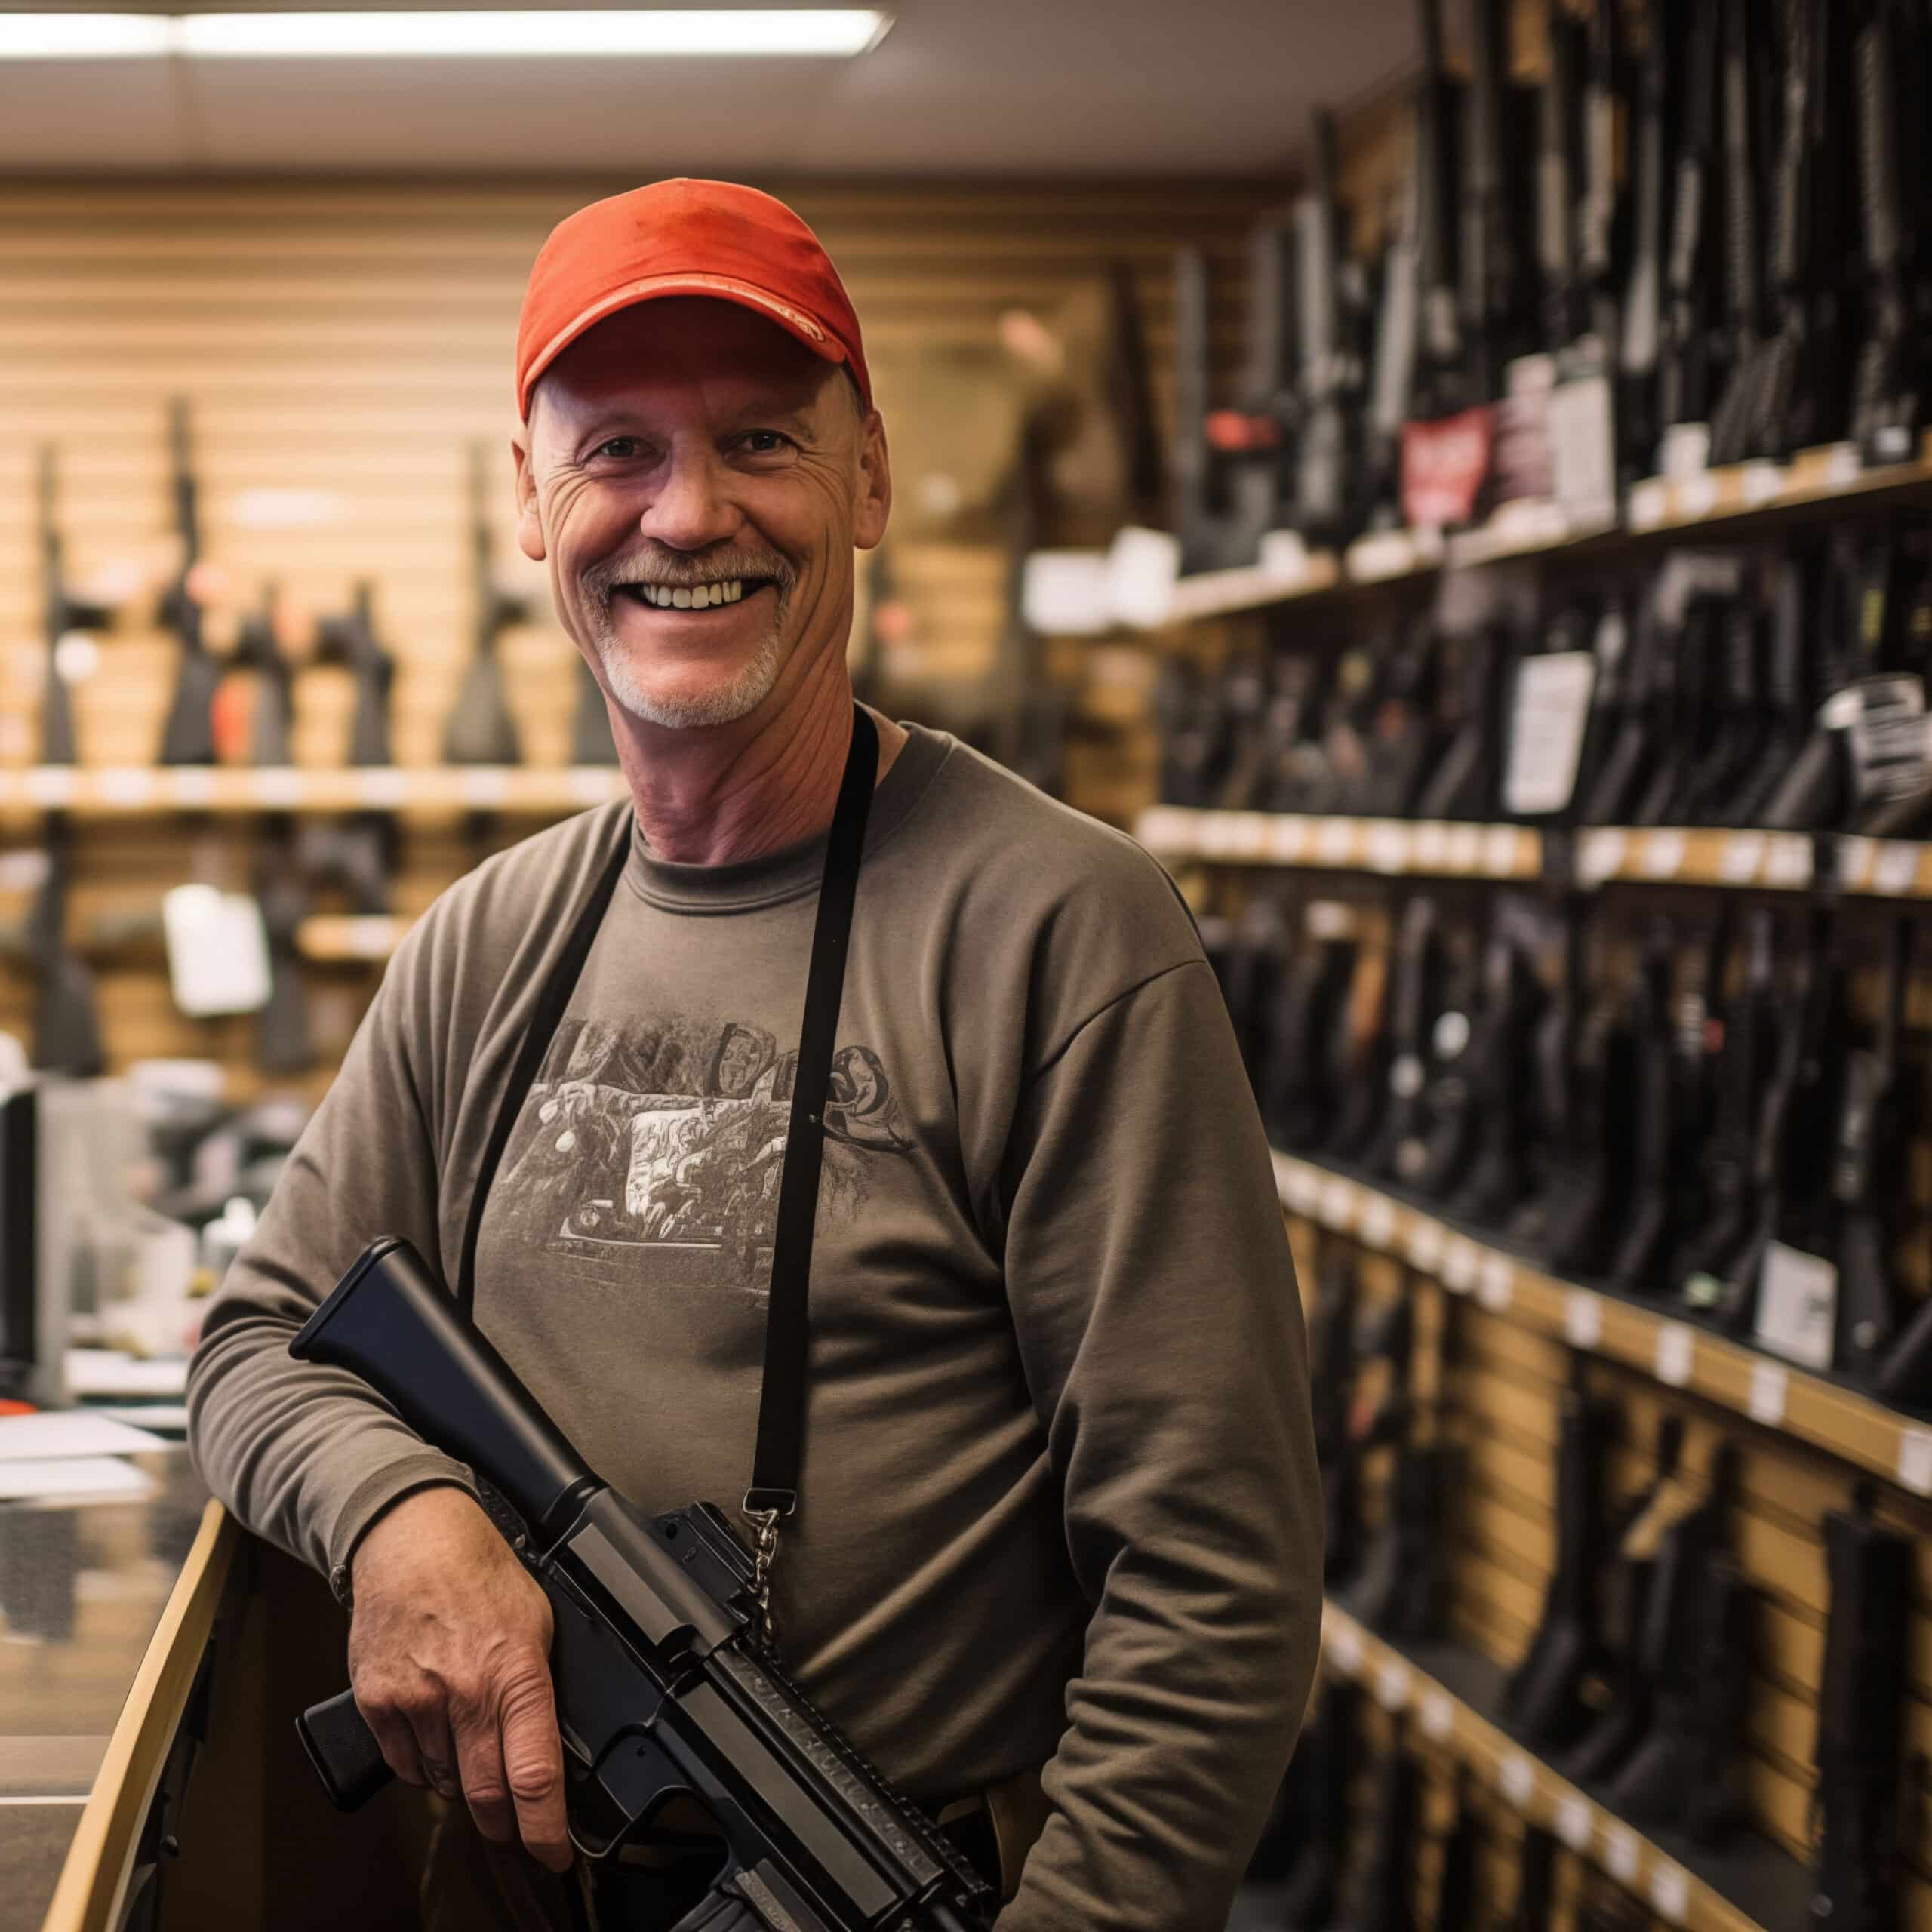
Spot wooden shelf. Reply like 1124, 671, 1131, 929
1316, 1598, 1804, 1932
0, 766, 628, 819
1273, 1150, 1932, 1501
294, 913, 408, 962
1140, 809, 1932, 900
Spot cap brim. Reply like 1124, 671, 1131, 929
520, 272, 848, 420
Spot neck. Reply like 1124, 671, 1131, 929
609, 651, 906, 866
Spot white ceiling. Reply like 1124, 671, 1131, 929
0, 0, 1417, 174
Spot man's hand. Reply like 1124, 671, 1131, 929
347, 1485, 571, 1871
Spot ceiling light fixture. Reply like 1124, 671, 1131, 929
0, 10, 892, 60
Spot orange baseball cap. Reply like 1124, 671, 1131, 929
515, 178, 872, 421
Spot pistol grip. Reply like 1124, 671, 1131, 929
297, 1687, 395, 1812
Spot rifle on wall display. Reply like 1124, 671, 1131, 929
155, 398, 223, 768
444, 441, 526, 770
36, 446, 115, 769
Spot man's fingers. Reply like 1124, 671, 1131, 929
451, 1701, 516, 1846
357, 1694, 426, 1790
499, 1670, 571, 1872
404, 1705, 462, 1804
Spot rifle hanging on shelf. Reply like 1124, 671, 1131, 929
229, 583, 295, 769
156, 397, 223, 768
1310, 1241, 1365, 1586
1657, 0, 1727, 444
444, 441, 526, 769
1617, 0, 1675, 485
1100, 258, 1166, 528
1294, 108, 1367, 546
36, 446, 114, 769
1346, 1714, 1423, 1932
306, 582, 398, 918
21, 817, 106, 1078
1706, 0, 1778, 465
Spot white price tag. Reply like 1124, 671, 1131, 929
24, 768, 77, 807
1503, 653, 1597, 817
361, 767, 409, 808
1742, 461, 1785, 507
1678, 470, 1719, 518
1655, 1321, 1696, 1387
255, 768, 303, 808
1824, 442, 1862, 490
463, 768, 510, 808
1482, 824, 1521, 875
1105, 526, 1183, 628
1230, 813, 1272, 860
1136, 807, 1186, 851
1838, 835, 1877, 891
1316, 817, 1355, 866
1719, 832, 1766, 883
1420, 1690, 1456, 1742
1555, 1793, 1594, 1853
1374, 1659, 1412, 1711
167, 768, 216, 808
1269, 816, 1310, 862
340, 915, 400, 959
1565, 1291, 1603, 1349
1875, 842, 1921, 896
1629, 478, 1669, 530
1444, 823, 1484, 872
1284, 1167, 1322, 1217
1367, 821, 1412, 875
1325, 1620, 1364, 1677
1497, 1752, 1537, 1810
1442, 1238, 1481, 1294
1897, 1426, 1932, 1498
1765, 835, 1812, 888
97, 767, 154, 807
1478, 1253, 1515, 1312
1748, 1359, 1789, 1427
162, 883, 272, 1017
1755, 1241, 1838, 1371
1639, 828, 1686, 878
1407, 1220, 1444, 1272
1604, 1823, 1641, 1884
1198, 813, 1237, 858
1650, 1863, 1690, 1924
1413, 822, 1450, 869
1359, 1195, 1396, 1251
1579, 827, 1629, 887
1320, 1178, 1358, 1232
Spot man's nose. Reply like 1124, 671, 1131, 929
638, 445, 740, 553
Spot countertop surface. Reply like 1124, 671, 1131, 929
0, 1442, 209, 1931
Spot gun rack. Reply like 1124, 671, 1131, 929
1313, 1598, 1805, 1932
1274, 1150, 1932, 1503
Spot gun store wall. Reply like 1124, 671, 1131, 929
3, 4, 1931, 1932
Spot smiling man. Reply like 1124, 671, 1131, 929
188, 180, 1321, 1932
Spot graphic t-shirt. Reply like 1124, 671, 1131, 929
189, 721, 1323, 1932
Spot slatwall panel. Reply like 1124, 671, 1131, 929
0, 175, 1283, 1092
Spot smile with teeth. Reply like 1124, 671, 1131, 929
622, 578, 766, 611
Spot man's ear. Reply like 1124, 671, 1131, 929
512, 427, 547, 563
852, 408, 892, 552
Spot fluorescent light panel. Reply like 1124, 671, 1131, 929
0, 10, 890, 59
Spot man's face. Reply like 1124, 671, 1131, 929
514, 298, 890, 731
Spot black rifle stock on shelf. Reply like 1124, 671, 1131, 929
232, 585, 294, 768
444, 441, 526, 768
290, 1237, 994, 1932
254, 816, 314, 1075
156, 398, 221, 768
1312, 1244, 1363, 1586
1411, 0, 1466, 419
1458, 0, 1537, 405
1503, 1825, 1557, 1932
24, 818, 106, 1078
1617, 0, 1672, 480
1706, 0, 1775, 464
1349, 1716, 1422, 1932
1659, 0, 1725, 435
1808, 1490, 1910, 1932
1101, 258, 1167, 527
36, 446, 112, 768
1294, 108, 1365, 545
1277, 1677, 1361, 1927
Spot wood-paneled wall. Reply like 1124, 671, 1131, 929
0, 175, 1281, 1092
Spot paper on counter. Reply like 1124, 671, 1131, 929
63, 1350, 190, 1398
0, 1413, 168, 1461
0, 1458, 158, 1503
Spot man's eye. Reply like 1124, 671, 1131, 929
739, 430, 793, 456
594, 437, 645, 460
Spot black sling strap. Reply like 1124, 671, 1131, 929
457, 706, 880, 1624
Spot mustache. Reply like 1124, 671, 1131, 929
580, 550, 795, 598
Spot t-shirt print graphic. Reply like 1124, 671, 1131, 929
494, 1012, 913, 1294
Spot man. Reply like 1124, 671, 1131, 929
187, 179, 1321, 1932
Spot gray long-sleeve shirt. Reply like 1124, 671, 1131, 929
186, 721, 1322, 1932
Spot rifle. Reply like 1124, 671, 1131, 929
1294, 108, 1367, 546
1338, 1286, 1421, 1625
1730, 549, 1820, 827
22, 818, 106, 1078
291, 1237, 995, 1932
1575, 0, 1632, 385
1537, 2, 1587, 358
1353, 1429, 1454, 1646
1807, 1487, 1910, 1931
1829, 915, 1915, 1380
444, 441, 526, 768
1410, 0, 1466, 421
1706, 0, 1779, 465
1100, 259, 1166, 528
1617, 0, 1676, 482
37, 446, 114, 768
1364, 896, 1447, 1182
983, 412, 1068, 795
1607, 918, 1692, 1293
1275, 1676, 1362, 1927
1503, 1824, 1557, 1932
1658, 0, 1727, 438
1310, 1242, 1364, 1586
1413, 623, 1509, 821
1356, 616, 1443, 819
253, 816, 314, 1075
1360, 126, 1422, 532
1326, 938, 1396, 1163
155, 398, 222, 768
1430, 1765, 1480, 1932
312, 581, 399, 913
1259, 914, 1359, 1152
1504, 1382, 1615, 1750
1457, 0, 1538, 406
1849, 0, 1932, 467
230, 583, 295, 769
1343, 1715, 1421, 1932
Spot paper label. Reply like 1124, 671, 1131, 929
1498, 1752, 1537, 1809
1230, 813, 1272, 860
1325, 1620, 1364, 1676
1555, 1793, 1594, 1852
1359, 1195, 1396, 1251
1719, 832, 1765, 883
1579, 827, 1629, 887
1825, 442, 1862, 489
1505, 653, 1597, 815
1374, 1659, 1412, 1711
1284, 1167, 1322, 1217
1755, 1241, 1838, 1371
1106, 526, 1184, 628
1269, 816, 1310, 862
1407, 1220, 1444, 1272
1317, 817, 1355, 865
1482, 824, 1522, 875
25, 768, 77, 807
256, 768, 303, 808
98, 767, 154, 807
1678, 470, 1719, 518
1764, 835, 1813, 888
1198, 814, 1236, 858
1847, 676, 1930, 804
1413, 822, 1450, 868
1838, 835, 1876, 890
572, 767, 618, 806
1420, 1690, 1456, 1741
1897, 1427, 1932, 1497
1748, 1359, 1789, 1427
167, 768, 216, 807
1549, 371, 1617, 521
1655, 1321, 1695, 1386
1628, 478, 1669, 529
1478, 1254, 1514, 1312
361, 767, 409, 808
1604, 1823, 1641, 1884
1320, 1178, 1358, 1232
1367, 821, 1412, 875
463, 768, 510, 808
1742, 461, 1785, 506
1445, 824, 1484, 872
1650, 1863, 1690, 1924
1565, 1291, 1603, 1349
1640, 828, 1686, 878
1875, 842, 1921, 896
162, 883, 272, 1018
1442, 1238, 1481, 1294
1401, 405, 1496, 530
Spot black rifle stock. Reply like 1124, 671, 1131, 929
1458, 0, 1537, 405
37, 446, 112, 768
1294, 109, 1366, 545
312, 581, 399, 913
291, 1238, 993, 1932
444, 441, 526, 768
254, 816, 314, 1075
1504, 1825, 1557, 1932
232, 584, 294, 768
1100, 259, 1166, 527
1617, 0, 1672, 481
1411, 0, 1466, 420
1808, 1488, 1909, 1932
1276, 1677, 1361, 1927
25, 817, 106, 1078
1659, 0, 1725, 435
1348, 1715, 1421, 1932
1311, 1244, 1364, 1586
156, 398, 221, 768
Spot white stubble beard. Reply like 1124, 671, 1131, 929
583, 586, 790, 731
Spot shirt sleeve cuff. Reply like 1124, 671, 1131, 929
325, 1453, 478, 1608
